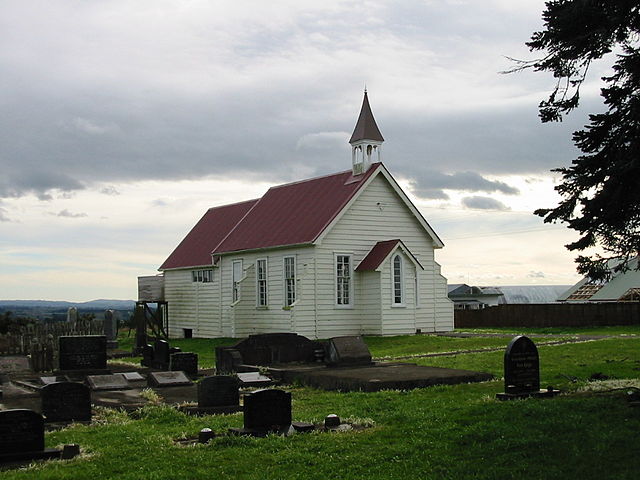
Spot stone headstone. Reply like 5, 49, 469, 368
504, 335, 540, 394
86, 374, 130, 391
40, 375, 69, 386
41, 382, 91, 422
103, 310, 119, 349
236, 371, 273, 387
198, 376, 240, 408
153, 339, 170, 369
117, 372, 145, 382
325, 336, 372, 367
170, 352, 198, 376
0, 409, 45, 455
141, 343, 154, 367
66, 307, 78, 323
216, 333, 320, 373
147, 371, 193, 387
243, 389, 292, 431
58, 335, 107, 371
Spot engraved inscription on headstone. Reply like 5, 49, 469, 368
243, 389, 292, 431
504, 335, 540, 394
58, 336, 107, 370
41, 382, 91, 422
198, 376, 240, 408
0, 409, 45, 454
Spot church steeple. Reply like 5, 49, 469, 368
350, 90, 384, 175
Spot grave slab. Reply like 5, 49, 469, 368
86, 374, 130, 391
148, 371, 193, 387
116, 372, 145, 382
325, 336, 372, 367
236, 372, 273, 387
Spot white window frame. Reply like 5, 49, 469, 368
232, 260, 243, 303
192, 269, 213, 283
335, 253, 353, 308
256, 258, 268, 307
283, 255, 296, 307
392, 254, 405, 307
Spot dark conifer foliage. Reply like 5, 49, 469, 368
515, 0, 640, 279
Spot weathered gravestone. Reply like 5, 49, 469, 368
40, 375, 69, 386
180, 375, 242, 415
496, 335, 559, 400
242, 389, 292, 434
0, 409, 62, 462
103, 310, 119, 349
85, 374, 130, 391
141, 343, 154, 367
66, 307, 78, 323
58, 336, 107, 371
41, 382, 91, 422
170, 352, 198, 376
148, 371, 193, 387
325, 336, 372, 367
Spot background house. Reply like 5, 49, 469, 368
448, 284, 570, 309
558, 257, 640, 302
145, 92, 454, 339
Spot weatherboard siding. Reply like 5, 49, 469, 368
318, 173, 452, 334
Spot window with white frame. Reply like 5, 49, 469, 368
283, 256, 296, 306
392, 254, 404, 305
192, 269, 213, 283
335, 254, 352, 306
232, 260, 243, 302
256, 258, 268, 307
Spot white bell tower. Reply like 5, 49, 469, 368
350, 90, 384, 175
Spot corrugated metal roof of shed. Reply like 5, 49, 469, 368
159, 199, 258, 270
212, 164, 380, 254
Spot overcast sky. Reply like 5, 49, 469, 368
0, 0, 613, 301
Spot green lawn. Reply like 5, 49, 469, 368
459, 325, 640, 336
7, 331, 637, 479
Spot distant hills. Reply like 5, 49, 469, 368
0, 299, 136, 310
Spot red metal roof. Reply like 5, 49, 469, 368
212, 164, 381, 254
159, 199, 257, 270
355, 239, 401, 271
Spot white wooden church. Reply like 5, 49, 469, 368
153, 92, 454, 339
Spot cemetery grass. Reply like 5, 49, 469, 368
5, 337, 638, 479
460, 325, 640, 336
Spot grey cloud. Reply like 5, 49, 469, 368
408, 170, 519, 200
461, 196, 510, 211
52, 209, 88, 218
100, 186, 120, 196
528, 271, 546, 278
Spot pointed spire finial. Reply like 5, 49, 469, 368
349, 90, 384, 144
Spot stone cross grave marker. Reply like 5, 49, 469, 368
58, 335, 107, 371
243, 389, 292, 432
198, 375, 240, 408
325, 336, 372, 367
41, 382, 91, 422
170, 352, 198, 376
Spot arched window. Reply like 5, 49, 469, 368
393, 254, 403, 305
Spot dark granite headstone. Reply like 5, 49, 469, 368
153, 339, 170, 369
58, 335, 107, 371
504, 335, 540, 394
216, 333, 321, 373
243, 389, 292, 431
41, 382, 91, 422
198, 376, 240, 408
0, 409, 45, 454
141, 343, 154, 367
170, 352, 198, 376
325, 336, 372, 367
147, 371, 193, 387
